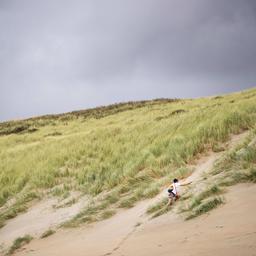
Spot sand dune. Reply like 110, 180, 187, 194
5, 131, 255, 256
13, 184, 256, 256
111, 183, 256, 256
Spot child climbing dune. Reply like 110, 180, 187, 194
167, 178, 192, 206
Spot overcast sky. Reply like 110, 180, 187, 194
0, 0, 256, 121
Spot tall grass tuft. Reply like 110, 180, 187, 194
186, 197, 224, 220
7, 235, 33, 255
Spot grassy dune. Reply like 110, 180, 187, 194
0, 88, 256, 226
179, 126, 256, 220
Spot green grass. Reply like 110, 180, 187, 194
212, 128, 256, 185
186, 197, 224, 220
7, 235, 33, 255
104, 191, 119, 204
40, 229, 56, 238
180, 128, 256, 220
100, 209, 116, 220
1, 87, 256, 225
151, 205, 171, 218
0, 191, 39, 228
61, 199, 107, 227
147, 197, 169, 214
188, 185, 223, 210
212, 143, 225, 152
119, 196, 138, 208
54, 198, 78, 209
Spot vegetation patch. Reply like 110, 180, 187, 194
188, 185, 223, 210
45, 131, 62, 137
55, 198, 78, 209
155, 109, 187, 121
1, 88, 256, 224
119, 196, 137, 208
186, 197, 224, 220
147, 198, 168, 217
0, 124, 30, 136
212, 143, 225, 152
0, 191, 39, 228
100, 209, 116, 220
151, 205, 171, 218
40, 229, 55, 238
180, 129, 256, 220
7, 235, 33, 255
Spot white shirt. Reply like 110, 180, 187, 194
172, 182, 180, 195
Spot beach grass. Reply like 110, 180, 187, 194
0, 87, 256, 226
7, 235, 33, 255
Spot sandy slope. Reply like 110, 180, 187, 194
111, 183, 256, 256
13, 184, 256, 256
0, 194, 89, 250
2, 132, 255, 256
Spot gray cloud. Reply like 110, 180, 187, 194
0, 0, 256, 121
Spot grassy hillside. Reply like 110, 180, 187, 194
0, 88, 256, 227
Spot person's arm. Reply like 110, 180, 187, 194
168, 184, 174, 190
180, 181, 192, 186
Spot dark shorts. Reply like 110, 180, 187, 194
168, 191, 176, 198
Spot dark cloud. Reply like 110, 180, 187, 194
0, 0, 256, 121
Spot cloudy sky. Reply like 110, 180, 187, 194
0, 0, 256, 121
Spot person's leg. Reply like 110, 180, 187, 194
167, 194, 174, 206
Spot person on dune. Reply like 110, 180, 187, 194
167, 178, 192, 206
